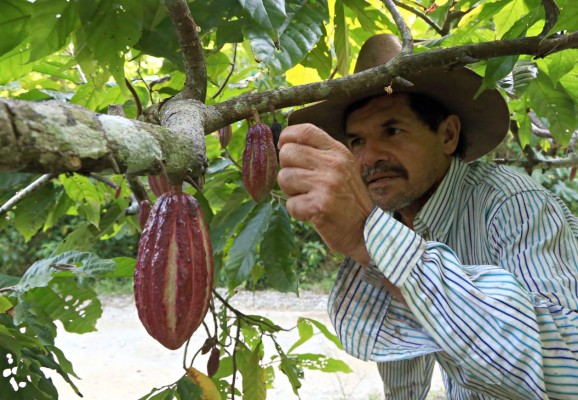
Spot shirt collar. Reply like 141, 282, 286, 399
413, 158, 468, 242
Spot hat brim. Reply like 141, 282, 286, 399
288, 66, 510, 162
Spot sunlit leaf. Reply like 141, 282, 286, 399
29, 0, 79, 62
13, 184, 59, 242
0, 0, 31, 55
526, 71, 577, 146
60, 174, 101, 228
334, 0, 350, 76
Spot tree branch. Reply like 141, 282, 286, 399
163, 0, 207, 102
205, 32, 578, 132
0, 99, 206, 177
382, 0, 413, 52
393, 0, 443, 35
0, 173, 57, 216
495, 154, 578, 170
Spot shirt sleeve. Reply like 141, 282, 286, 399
365, 192, 578, 400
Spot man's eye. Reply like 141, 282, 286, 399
386, 127, 402, 136
348, 137, 364, 148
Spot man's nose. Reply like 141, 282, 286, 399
359, 142, 390, 167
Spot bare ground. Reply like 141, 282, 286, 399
50, 290, 446, 400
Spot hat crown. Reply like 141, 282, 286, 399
354, 34, 403, 73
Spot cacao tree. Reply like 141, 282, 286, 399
0, 0, 577, 399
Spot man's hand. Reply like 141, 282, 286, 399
277, 123, 374, 265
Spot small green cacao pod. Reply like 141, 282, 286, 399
134, 193, 214, 350
242, 123, 278, 202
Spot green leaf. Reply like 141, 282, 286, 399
23, 279, 102, 334
300, 317, 343, 349
274, 342, 302, 395
0, 0, 31, 55
493, 0, 531, 39
526, 71, 577, 146
238, 341, 267, 400
60, 174, 101, 228
482, 55, 519, 91
0, 39, 34, 85
224, 201, 273, 289
295, 353, 352, 373
210, 188, 254, 253
300, 28, 332, 79
13, 183, 59, 241
44, 186, 73, 231
245, 0, 328, 75
239, 0, 287, 42
0, 295, 13, 313
175, 374, 203, 400
110, 257, 136, 277
334, 0, 350, 76
261, 204, 297, 293
244, 314, 285, 333
287, 317, 314, 353
17, 251, 116, 292
138, 386, 177, 400
29, 0, 79, 62
544, 50, 578, 88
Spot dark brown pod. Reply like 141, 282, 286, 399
207, 347, 220, 377
218, 124, 233, 149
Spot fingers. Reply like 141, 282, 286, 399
278, 123, 345, 152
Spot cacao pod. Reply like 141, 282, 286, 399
270, 120, 282, 149
207, 347, 220, 377
242, 123, 278, 202
218, 124, 233, 149
148, 174, 171, 197
138, 200, 151, 229
134, 192, 214, 350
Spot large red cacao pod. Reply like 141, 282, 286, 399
134, 193, 214, 350
242, 123, 278, 202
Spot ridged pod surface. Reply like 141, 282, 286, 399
134, 193, 214, 350
242, 123, 278, 202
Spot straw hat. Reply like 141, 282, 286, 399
288, 34, 510, 162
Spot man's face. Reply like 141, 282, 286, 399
345, 94, 457, 214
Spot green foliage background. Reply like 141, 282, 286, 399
0, 0, 577, 398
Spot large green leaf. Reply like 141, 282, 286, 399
23, 279, 102, 334
224, 201, 273, 289
239, 0, 287, 42
295, 353, 352, 372
60, 174, 101, 228
238, 341, 267, 400
12, 183, 59, 242
544, 49, 578, 88
299, 27, 332, 79
210, 187, 254, 253
334, 0, 350, 76
260, 204, 297, 293
16, 251, 116, 292
493, 0, 531, 39
526, 71, 577, 146
0, 0, 31, 55
0, 39, 35, 87
245, 0, 329, 75
29, 0, 80, 62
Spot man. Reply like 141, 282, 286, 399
277, 34, 578, 399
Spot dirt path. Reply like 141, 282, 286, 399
51, 290, 445, 399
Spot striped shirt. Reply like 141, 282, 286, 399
328, 158, 578, 399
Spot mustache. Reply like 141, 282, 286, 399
362, 162, 408, 183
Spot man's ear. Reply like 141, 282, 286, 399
440, 114, 460, 155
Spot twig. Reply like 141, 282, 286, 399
212, 43, 238, 100
163, 0, 207, 102
382, 0, 413, 53
126, 176, 149, 205
230, 319, 241, 400
90, 173, 139, 206
392, 0, 443, 35
124, 78, 143, 117
0, 173, 57, 217
540, 0, 560, 36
